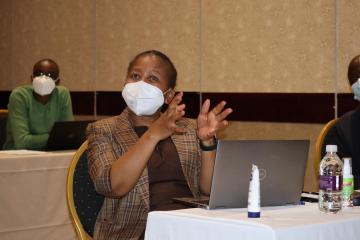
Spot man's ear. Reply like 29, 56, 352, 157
164, 89, 175, 104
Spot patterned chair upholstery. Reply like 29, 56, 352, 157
66, 140, 105, 240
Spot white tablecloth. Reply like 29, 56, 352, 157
0, 150, 77, 240
145, 203, 360, 240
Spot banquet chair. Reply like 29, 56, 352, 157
314, 119, 338, 175
0, 109, 8, 149
66, 140, 105, 240
0, 109, 7, 117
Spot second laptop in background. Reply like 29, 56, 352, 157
46, 120, 93, 151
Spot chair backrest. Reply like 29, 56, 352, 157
0, 109, 8, 117
0, 109, 8, 149
66, 140, 105, 240
314, 119, 338, 176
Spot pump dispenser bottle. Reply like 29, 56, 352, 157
342, 158, 354, 207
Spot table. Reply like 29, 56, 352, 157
145, 203, 360, 240
0, 150, 77, 240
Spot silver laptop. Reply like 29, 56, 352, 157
173, 140, 310, 209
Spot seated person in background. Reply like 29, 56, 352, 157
324, 54, 360, 189
3, 58, 73, 150
86, 50, 232, 239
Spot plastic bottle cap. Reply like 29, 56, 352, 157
326, 145, 337, 153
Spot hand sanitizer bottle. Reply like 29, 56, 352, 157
342, 158, 354, 207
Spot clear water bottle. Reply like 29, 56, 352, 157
318, 145, 343, 213
342, 158, 354, 207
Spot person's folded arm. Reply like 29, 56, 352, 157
87, 122, 119, 197
8, 95, 49, 150
87, 122, 159, 198
87, 93, 186, 198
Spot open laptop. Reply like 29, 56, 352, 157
173, 140, 310, 209
45, 120, 93, 151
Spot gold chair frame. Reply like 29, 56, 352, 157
66, 140, 92, 240
0, 109, 8, 118
314, 119, 338, 176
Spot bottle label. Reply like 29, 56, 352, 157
319, 175, 343, 191
342, 177, 354, 196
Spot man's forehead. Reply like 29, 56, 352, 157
34, 61, 58, 72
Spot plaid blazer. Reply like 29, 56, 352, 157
86, 108, 201, 240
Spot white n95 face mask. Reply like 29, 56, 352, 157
122, 81, 165, 116
352, 78, 360, 102
32, 75, 56, 96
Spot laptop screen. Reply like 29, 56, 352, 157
172, 140, 310, 210
45, 120, 93, 151
208, 140, 310, 209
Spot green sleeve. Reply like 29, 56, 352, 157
8, 93, 49, 150
59, 88, 74, 121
